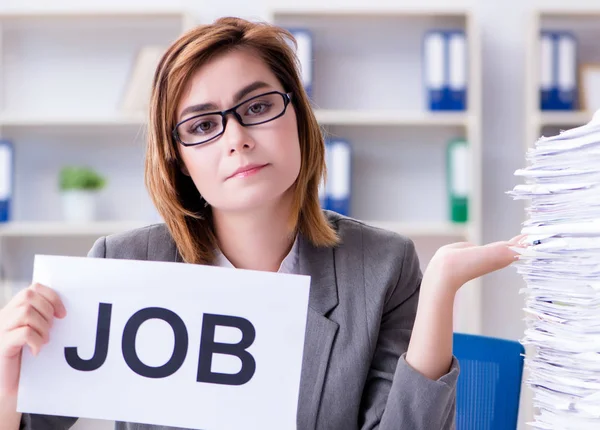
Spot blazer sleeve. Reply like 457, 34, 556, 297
359, 237, 460, 430
19, 414, 78, 430
19, 237, 107, 430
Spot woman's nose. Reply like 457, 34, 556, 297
223, 116, 256, 155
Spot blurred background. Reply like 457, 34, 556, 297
1, 0, 599, 429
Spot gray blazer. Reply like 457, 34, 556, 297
20, 211, 458, 430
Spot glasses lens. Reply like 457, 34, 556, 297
236, 93, 285, 126
177, 114, 223, 145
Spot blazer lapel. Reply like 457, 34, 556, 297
296, 234, 340, 430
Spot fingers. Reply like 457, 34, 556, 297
12, 283, 66, 320
0, 283, 65, 360
508, 234, 527, 245
0, 326, 46, 357
3, 304, 52, 344
31, 283, 67, 319
10, 289, 52, 328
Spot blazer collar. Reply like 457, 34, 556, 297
297, 232, 339, 316
167, 220, 340, 317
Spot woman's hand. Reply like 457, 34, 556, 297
405, 234, 527, 381
422, 234, 527, 295
0, 283, 66, 397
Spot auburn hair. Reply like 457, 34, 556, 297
144, 16, 339, 264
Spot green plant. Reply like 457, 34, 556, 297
59, 166, 106, 191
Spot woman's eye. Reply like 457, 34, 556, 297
190, 121, 215, 134
246, 102, 271, 115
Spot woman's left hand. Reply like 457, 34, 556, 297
405, 234, 528, 381
422, 234, 527, 295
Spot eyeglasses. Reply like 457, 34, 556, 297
173, 91, 293, 147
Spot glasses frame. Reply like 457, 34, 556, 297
172, 90, 293, 147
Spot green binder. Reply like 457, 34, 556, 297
446, 138, 469, 223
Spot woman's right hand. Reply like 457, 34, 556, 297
0, 283, 66, 397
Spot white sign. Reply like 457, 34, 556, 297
17, 255, 311, 430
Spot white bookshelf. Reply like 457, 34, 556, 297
0, 9, 192, 19
525, 9, 600, 150
314, 109, 471, 127
537, 111, 597, 128
0, 114, 147, 128
265, 5, 471, 17
267, 5, 483, 334
0, 220, 469, 239
0, 221, 151, 237
364, 221, 469, 238
0, 8, 192, 299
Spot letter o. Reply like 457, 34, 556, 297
122, 307, 188, 378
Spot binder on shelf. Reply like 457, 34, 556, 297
0, 140, 13, 223
446, 138, 469, 223
325, 138, 351, 216
120, 46, 166, 116
286, 29, 313, 98
318, 140, 331, 208
540, 31, 578, 111
423, 30, 467, 111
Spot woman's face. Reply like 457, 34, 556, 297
175, 48, 301, 214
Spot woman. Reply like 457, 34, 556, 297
0, 17, 524, 430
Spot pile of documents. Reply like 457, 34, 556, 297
507, 110, 600, 429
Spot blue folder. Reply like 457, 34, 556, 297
319, 140, 331, 208
540, 31, 577, 111
423, 30, 467, 111
0, 140, 13, 223
287, 28, 313, 98
325, 138, 351, 216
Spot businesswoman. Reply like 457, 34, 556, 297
1, 17, 524, 430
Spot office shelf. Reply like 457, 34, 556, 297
0, 114, 147, 128
537, 111, 595, 128
0, 9, 188, 19
0, 221, 153, 237
364, 221, 469, 237
525, 10, 600, 149
267, 5, 470, 18
0, 220, 469, 239
315, 109, 470, 127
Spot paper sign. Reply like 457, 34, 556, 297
17, 255, 311, 430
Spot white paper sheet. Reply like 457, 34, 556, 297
17, 255, 311, 430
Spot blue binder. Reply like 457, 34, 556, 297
319, 140, 331, 208
287, 28, 313, 98
325, 138, 351, 216
0, 140, 13, 223
423, 30, 467, 111
540, 31, 577, 111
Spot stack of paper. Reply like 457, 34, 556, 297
507, 110, 600, 430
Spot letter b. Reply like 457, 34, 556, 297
197, 314, 256, 386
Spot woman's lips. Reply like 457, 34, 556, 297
227, 163, 268, 179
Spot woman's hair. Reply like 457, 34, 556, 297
145, 16, 339, 264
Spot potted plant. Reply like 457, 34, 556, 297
59, 166, 106, 222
